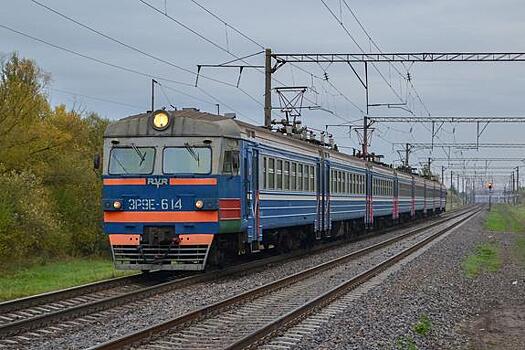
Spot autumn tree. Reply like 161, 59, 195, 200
0, 53, 109, 269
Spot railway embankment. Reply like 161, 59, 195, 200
293, 206, 525, 350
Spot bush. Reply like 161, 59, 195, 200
0, 168, 68, 267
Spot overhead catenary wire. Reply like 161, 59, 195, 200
181, 0, 365, 120
340, 0, 464, 155
30, 0, 251, 90
340, 0, 432, 118
29, 0, 269, 121
319, 0, 408, 106
0, 24, 193, 87
334, 0, 460, 167
48, 87, 144, 110
0, 24, 255, 119
188, 0, 265, 50
145, 0, 364, 122
196, 87, 259, 124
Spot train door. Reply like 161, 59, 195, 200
365, 167, 373, 227
411, 177, 416, 217
244, 145, 260, 250
315, 152, 331, 238
423, 181, 427, 215
393, 176, 399, 221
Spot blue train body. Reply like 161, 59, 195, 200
101, 109, 446, 271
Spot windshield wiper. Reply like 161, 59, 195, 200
112, 153, 130, 174
184, 143, 200, 165
131, 143, 146, 166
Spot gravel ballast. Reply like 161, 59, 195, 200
292, 209, 525, 350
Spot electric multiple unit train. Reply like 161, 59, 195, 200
101, 109, 446, 271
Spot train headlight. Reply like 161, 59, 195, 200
195, 200, 204, 209
152, 110, 170, 130
113, 200, 122, 209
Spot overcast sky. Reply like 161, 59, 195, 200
2, 0, 525, 188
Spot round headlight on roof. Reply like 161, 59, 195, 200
151, 110, 170, 130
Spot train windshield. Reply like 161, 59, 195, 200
109, 147, 155, 175
163, 146, 211, 174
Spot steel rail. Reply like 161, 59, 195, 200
0, 209, 458, 339
89, 207, 476, 350
0, 273, 153, 314
228, 208, 480, 349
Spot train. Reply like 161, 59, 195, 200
100, 109, 446, 271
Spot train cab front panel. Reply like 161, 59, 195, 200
101, 110, 243, 271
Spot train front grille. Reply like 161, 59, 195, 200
111, 244, 210, 271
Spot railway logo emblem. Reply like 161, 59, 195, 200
147, 178, 169, 188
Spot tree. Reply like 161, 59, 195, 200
0, 53, 111, 268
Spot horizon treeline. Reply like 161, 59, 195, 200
0, 53, 110, 270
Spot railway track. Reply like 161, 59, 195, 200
89, 207, 480, 350
0, 208, 469, 345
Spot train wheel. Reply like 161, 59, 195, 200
207, 241, 225, 268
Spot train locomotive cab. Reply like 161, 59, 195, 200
102, 109, 243, 271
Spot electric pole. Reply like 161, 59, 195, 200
264, 48, 272, 128
405, 143, 411, 167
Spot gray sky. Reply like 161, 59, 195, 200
2, 0, 525, 188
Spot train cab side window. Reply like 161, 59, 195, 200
263, 157, 267, 189
222, 150, 240, 175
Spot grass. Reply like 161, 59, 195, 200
395, 314, 432, 350
463, 242, 502, 278
515, 237, 525, 264
485, 204, 525, 232
0, 258, 133, 301
413, 314, 432, 336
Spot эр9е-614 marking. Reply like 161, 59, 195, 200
101, 109, 446, 271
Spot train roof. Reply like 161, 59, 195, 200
105, 109, 443, 185
104, 109, 242, 139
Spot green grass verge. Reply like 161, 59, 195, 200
0, 258, 133, 301
485, 204, 525, 232
463, 242, 502, 278
413, 314, 432, 336
515, 237, 525, 264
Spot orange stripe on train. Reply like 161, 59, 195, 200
108, 234, 140, 245
178, 234, 214, 246
108, 233, 213, 246
169, 178, 217, 185
104, 211, 218, 223
103, 178, 146, 185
